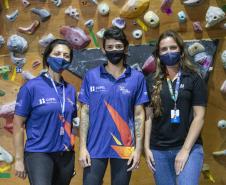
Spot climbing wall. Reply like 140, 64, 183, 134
0, 0, 226, 184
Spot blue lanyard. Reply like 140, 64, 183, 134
166, 70, 181, 109
45, 73, 65, 117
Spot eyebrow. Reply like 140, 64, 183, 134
160, 45, 178, 48
105, 44, 124, 46
53, 51, 70, 54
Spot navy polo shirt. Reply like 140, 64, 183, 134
15, 73, 77, 152
79, 65, 149, 159
150, 71, 207, 150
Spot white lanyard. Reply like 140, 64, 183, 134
45, 73, 65, 117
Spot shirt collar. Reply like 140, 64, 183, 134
168, 69, 191, 82
42, 72, 65, 86
100, 64, 131, 76
181, 70, 192, 77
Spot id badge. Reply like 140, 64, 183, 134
60, 126, 64, 135
170, 109, 180, 124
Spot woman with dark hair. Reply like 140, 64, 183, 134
144, 30, 207, 185
13, 39, 77, 185
78, 26, 149, 185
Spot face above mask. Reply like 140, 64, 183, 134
47, 56, 71, 73
105, 50, 125, 65
159, 51, 181, 66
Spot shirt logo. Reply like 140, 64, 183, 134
180, 84, 184, 89
39, 98, 57, 105
90, 86, 107, 93
90, 86, 95, 92
118, 85, 131, 95
67, 98, 75, 106
16, 100, 22, 107
39, 98, 46, 104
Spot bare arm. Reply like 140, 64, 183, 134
134, 104, 145, 152
144, 106, 152, 151
79, 103, 89, 148
144, 106, 155, 172
182, 106, 205, 152
79, 103, 91, 167
175, 105, 205, 174
127, 104, 145, 171
13, 115, 27, 179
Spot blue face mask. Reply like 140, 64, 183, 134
47, 56, 71, 73
159, 52, 181, 66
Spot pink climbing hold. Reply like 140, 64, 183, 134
142, 55, 156, 74
60, 26, 91, 50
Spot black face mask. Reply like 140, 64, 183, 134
105, 50, 125, 65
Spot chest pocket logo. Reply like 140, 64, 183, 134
118, 85, 131, 95
38, 98, 57, 105
90, 86, 95, 92
39, 98, 46, 105
90, 86, 107, 93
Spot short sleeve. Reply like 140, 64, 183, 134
15, 85, 32, 117
78, 74, 90, 105
135, 74, 150, 105
145, 77, 153, 103
192, 74, 207, 106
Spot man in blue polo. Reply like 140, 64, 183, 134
78, 27, 149, 185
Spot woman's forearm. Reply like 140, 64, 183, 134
13, 115, 25, 160
182, 106, 205, 152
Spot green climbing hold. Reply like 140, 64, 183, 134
222, 5, 226, 12
2, 72, 9, 80
0, 90, 5, 96
0, 173, 11, 178
149, 40, 157, 46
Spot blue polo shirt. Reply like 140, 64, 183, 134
78, 65, 149, 159
15, 73, 77, 152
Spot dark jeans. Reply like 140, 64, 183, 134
83, 158, 132, 185
24, 151, 75, 185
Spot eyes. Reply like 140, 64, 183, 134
105, 44, 124, 51
159, 45, 179, 54
51, 51, 70, 61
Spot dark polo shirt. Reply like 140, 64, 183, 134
150, 71, 207, 150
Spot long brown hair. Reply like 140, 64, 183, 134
151, 30, 198, 117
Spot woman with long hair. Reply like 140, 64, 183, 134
144, 30, 207, 185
